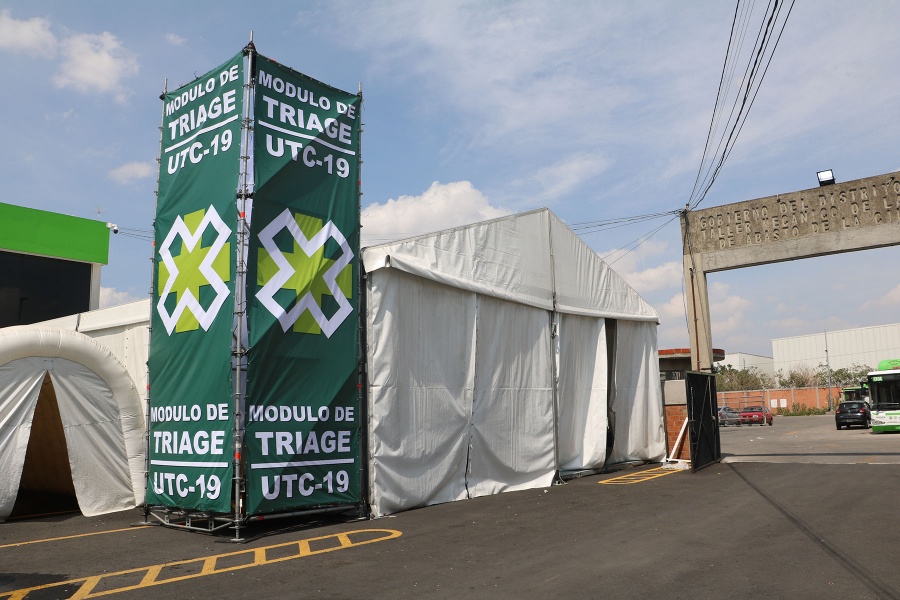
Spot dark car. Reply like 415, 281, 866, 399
741, 405, 773, 426
835, 401, 870, 430
718, 406, 742, 427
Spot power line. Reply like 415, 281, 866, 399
569, 210, 680, 236
688, 0, 796, 210
601, 214, 680, 266
572, 1, 796, 268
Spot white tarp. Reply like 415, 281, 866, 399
0, 327, 145, 521
39, 300, 150, 405
367, 270, 474, 515
557, 314, 609, 472
608, 320, 666, 464
362, 208, 659, 322
364, 208, 663, 516
0, 360, 44, 521
366, 271, 557, 515
467, 296, 555, 497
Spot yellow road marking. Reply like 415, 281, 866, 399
0, 526, 152, 550
599, 466, 681, 485
0, 528, 401, 600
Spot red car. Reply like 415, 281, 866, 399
741, 405, 773, 426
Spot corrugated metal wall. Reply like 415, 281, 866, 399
772, 323, 900, 373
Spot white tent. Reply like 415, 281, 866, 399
363, 208, 665, 516
0, 325, 146, 521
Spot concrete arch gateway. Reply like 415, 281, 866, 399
682, 170, 900, 371
0, 326, 145, 521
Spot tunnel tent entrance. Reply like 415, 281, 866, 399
0, 327, 145, 523
11, 373, 79, 518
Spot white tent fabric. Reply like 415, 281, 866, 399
39, 300, 150, 405
364, 208, 663, 516
0, 361, 44, 521
363, 209, 658, 322
467, 296, 555, 497
557, 314, 609, 472
0, 327, 145, 521
608, 320, 666, 464
367, 270, 474, 515
550, 215, 658, 321
363, 210, 555, 311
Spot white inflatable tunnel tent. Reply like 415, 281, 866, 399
0, 326, 145, 522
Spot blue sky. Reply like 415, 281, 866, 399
1, 1, 898, 359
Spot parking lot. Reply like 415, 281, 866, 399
720, 413, 900, 464
2, 415, 900, 599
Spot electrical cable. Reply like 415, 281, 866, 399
572, 1, 795, 280
689, 0, 795, 210
602, 214, 680, 266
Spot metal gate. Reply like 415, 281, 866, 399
685, 371, 720, 471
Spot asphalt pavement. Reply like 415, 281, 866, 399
2, 415, 900, 599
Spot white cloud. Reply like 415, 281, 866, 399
656, 292, 689, 348
657, 292, 687, 327
708, 282, 752, 337
618, 260, 682, 295
44, 108, 75, 123
522, 154, 611, 203
165, 33, 187, 46
99, 287, 141, 309
0, 9, 57, 58
337, 2, 729, 183
108, 161, 154, 184
361, 181, 510, 246
52, 32, 138, 103
862, 283, 900, 311
595, 238, 682, 295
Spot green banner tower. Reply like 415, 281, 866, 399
146, 42, 363, 535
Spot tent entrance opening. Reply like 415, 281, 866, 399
10, 374, 78, 518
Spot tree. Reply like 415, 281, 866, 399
715, 364, 775, 392
826, 364, 872, 387
776, 364, 819, 388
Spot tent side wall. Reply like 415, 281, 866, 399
367, 269, 474, 515
467, 295, 556, 497
366, 270, 558, 516
0, 359, 46, 521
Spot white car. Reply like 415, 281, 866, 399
717, 406, 742, 427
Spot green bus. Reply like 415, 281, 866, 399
867, 359, 900, 433
841, 385, 868, 403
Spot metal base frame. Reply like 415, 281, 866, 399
141, 501, 368, 542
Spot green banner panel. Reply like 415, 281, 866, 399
245, 55, 361, 515
147, 52, 244, 512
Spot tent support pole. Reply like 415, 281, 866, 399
546, 212, 562, 482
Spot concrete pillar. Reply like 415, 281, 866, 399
683, 253, 714, 372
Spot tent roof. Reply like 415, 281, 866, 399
362, 208, 658, 322
39, 299, 150, 333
